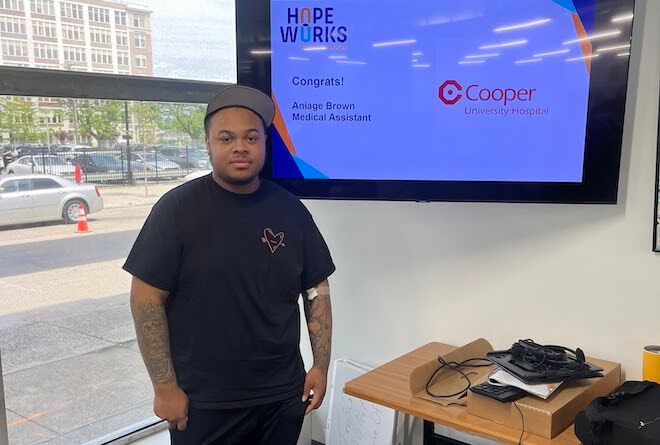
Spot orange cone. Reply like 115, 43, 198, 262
75, 205, 90, 233
74, 163, 82, 183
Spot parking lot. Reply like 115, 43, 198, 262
0, 180, 182, 444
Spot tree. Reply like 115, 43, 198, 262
160, 103, 205, 144
131, 102, 162, 145
64, 99, 124, 148
0, 97, 45, 143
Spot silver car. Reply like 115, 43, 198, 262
6, 155, 75, 177
0, 174, 104, 226
118, 152, 180, 172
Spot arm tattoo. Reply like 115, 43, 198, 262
304, 284, 333, 374
134, 302, 176, 385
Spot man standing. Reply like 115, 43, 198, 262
124, 85, 335, 444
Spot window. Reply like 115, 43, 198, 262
115, 10, 126, 26
44, 114, 62, 123
30, 0, 54, 15
60, 1, 83, 19
62, 24, 84, 41
0, 94, 220, 442
135, 55, 147, 68
89, 6, 110, 23
0, 179, 31, 192
91, 49, 112, 65
63, 46, 86, 63
90, 28, 111, 44
117, 51, 129, 66
34, 43, 57, 59
132, 14, 145, 28
32, 20, 57, 38
0, 0, 23, 11
32, 178, 61, 189
2, 39, 28, 57
134, 33, 146, 48
0, 16, 26, 34
116, 31, 128, 46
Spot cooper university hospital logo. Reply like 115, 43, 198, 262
438, 80, 549, 117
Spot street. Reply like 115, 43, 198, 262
0, 230, 139, 278
0, 184, 175, 445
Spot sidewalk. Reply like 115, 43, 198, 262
99, 181, 181, 209
1, 293, 154, 445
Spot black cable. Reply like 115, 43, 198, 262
513, 401, 525, 445
425, 357, 493, 398
513, 339, 586, 371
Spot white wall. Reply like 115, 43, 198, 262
303, 0, 660, 442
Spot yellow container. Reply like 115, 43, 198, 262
643, 345, 660, 383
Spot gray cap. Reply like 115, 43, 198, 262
205, 85, 275, 128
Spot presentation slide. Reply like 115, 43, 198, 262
270, 0, 594, 182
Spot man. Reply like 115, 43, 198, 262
123, 85, 335, 444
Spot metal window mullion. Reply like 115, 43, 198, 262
0, 66, 229, 103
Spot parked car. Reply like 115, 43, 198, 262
16, 144, 48, 157
159, 147, 210, 169
118, 152, 180, 172
70, 154, 124, 173
6, 155, 75, 176
0, 174, 103, 226
54, 144, 91, 161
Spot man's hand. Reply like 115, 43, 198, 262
154, 385, 189, 431
302, 366, 327, 415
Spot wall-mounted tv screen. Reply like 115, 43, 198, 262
236, 0, 635, 203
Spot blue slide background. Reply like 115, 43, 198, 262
271, 0, 591, 182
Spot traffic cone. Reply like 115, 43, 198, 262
74, 163, 82, 183
75, 205, 90, 233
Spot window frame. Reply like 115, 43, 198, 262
30, 0, 54, 15
0, 0, 24, 12
115, 10, 127, 26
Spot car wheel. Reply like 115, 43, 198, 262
62, 199, 87, 224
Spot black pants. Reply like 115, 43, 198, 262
170, 395, 309, 445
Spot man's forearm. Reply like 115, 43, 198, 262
132, 300, 177, 388
304, 282, 333, 373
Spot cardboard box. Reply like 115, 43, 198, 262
467, 357, 621, 438
409, 338, 497, 406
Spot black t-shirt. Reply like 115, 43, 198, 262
123, 175, 335, 408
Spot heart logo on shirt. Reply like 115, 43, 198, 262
261, 228, 286, 253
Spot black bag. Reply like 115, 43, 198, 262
575, 380, 660, 444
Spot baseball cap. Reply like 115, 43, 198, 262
205, 85, 275, 128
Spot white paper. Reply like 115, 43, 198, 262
488, 368, 563, 399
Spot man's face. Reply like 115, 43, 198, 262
205, 107, 267, 193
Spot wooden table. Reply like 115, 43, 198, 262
343, 342, 581, 445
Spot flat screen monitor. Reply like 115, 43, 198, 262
236, 0, 635, 203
